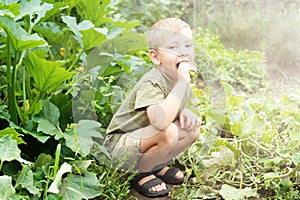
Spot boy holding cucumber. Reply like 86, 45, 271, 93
103, 18, 201, 197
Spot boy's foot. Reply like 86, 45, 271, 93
131, 172, 171, 197
153, 166, 185, 184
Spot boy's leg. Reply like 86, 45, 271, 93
136, 121, 200, 190
161, 119, 200, 162
112, 121, 199, 193
138, 120, 200, 171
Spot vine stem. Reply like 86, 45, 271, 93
263, 167, 294, 181
67, 49, 83, 71
0, 159, 3, 171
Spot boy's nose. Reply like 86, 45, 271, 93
177, 47, 188, 56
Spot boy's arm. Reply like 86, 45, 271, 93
146, 63, 195, 131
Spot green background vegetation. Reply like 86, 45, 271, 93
0, 0, 299, 199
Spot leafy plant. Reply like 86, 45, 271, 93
0, 0, 142, 199
194, 29, 266, 93
175, 84, 300, 199
1, 1, 299, 199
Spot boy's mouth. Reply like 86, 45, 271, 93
176, 61, 189, 68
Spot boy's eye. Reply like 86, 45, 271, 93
169, 46, 177, 49
185, 44, 193, 48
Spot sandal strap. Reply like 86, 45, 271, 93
152, 163, 168, 172
165, 167, 180, 177
154, 167, 185, 184
141, 177, 165, 190
131, 171, 153, 184
132, 177, 170, 197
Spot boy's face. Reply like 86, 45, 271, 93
153, 28, 195, 75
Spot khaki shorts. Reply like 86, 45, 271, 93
109, 131, 142, 171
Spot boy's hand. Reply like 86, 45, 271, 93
179, 108, 201, 131
177, 62, 197, 83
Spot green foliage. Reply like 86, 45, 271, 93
0, 0, 140, 199
26, 52, 73, 99
0, 0, 299, 199
195, 29, 266, 92
0, 176, 15, 199
89, 160, 136, 199
119, 0, 188, 32
0, 135, 29, 171
176, 84, 300, 199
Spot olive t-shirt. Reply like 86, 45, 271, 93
104, 67, 192, 151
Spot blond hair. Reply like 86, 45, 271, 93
146, 18, 192, 49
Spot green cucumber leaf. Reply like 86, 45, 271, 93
26, 52, 73, 96
0, 135, 30, 164
64, 120, 102, 157
15, 165, 40, 195
0, 15, 46, 51
219, 184, 257, 200
0, 175, 15, 199
62, 16, 107, 50
48, 162, 72, 194
0, 127, 25, 144
60, 171, 102, 199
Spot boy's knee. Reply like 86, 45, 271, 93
162, 123, 179, 145
192, 128, 201, 143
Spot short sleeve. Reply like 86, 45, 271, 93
134, 81, 165, 110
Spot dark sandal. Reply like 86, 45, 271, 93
131, 172, 171, 197
153, 167, 185, 184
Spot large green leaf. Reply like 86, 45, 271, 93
34, 22, 63, 44
60, 171, 102, 199
26, 52, 73, 96
41, 99, 60, 126
15, 165, 40, 195
0, 16, 46, 51
10, 120, 50, 143
76, 0, 139, 30
219, 184, 257, 200
0, 135, 29, 164
15, 0, 52, 27
15, 0, 67, 28
0, 2, 20, 17
69, 160, 92, 175
61, 15, 83, 48
86, 30, 147, 71
62, 16, 107, 51
76, 0, 112, 27
35, 117, 62, 139
32, 100, 63, 140
48, 162, 72, 194
0, 127, 25, 144
80, 26, 107, 51
0, 175, 15, 199
64, 120, 102, 157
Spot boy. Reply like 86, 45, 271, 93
103, 18, 201, 197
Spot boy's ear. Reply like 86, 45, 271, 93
149, 49, 161, 65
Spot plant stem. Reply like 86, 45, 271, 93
43, 167, 53, 199
0, 159, 3, 171
14, 52, 25, 124
6, 37, 18, 124
67, 49, 83, 71
53, 143, 61, 178
22, 66, 27, 112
